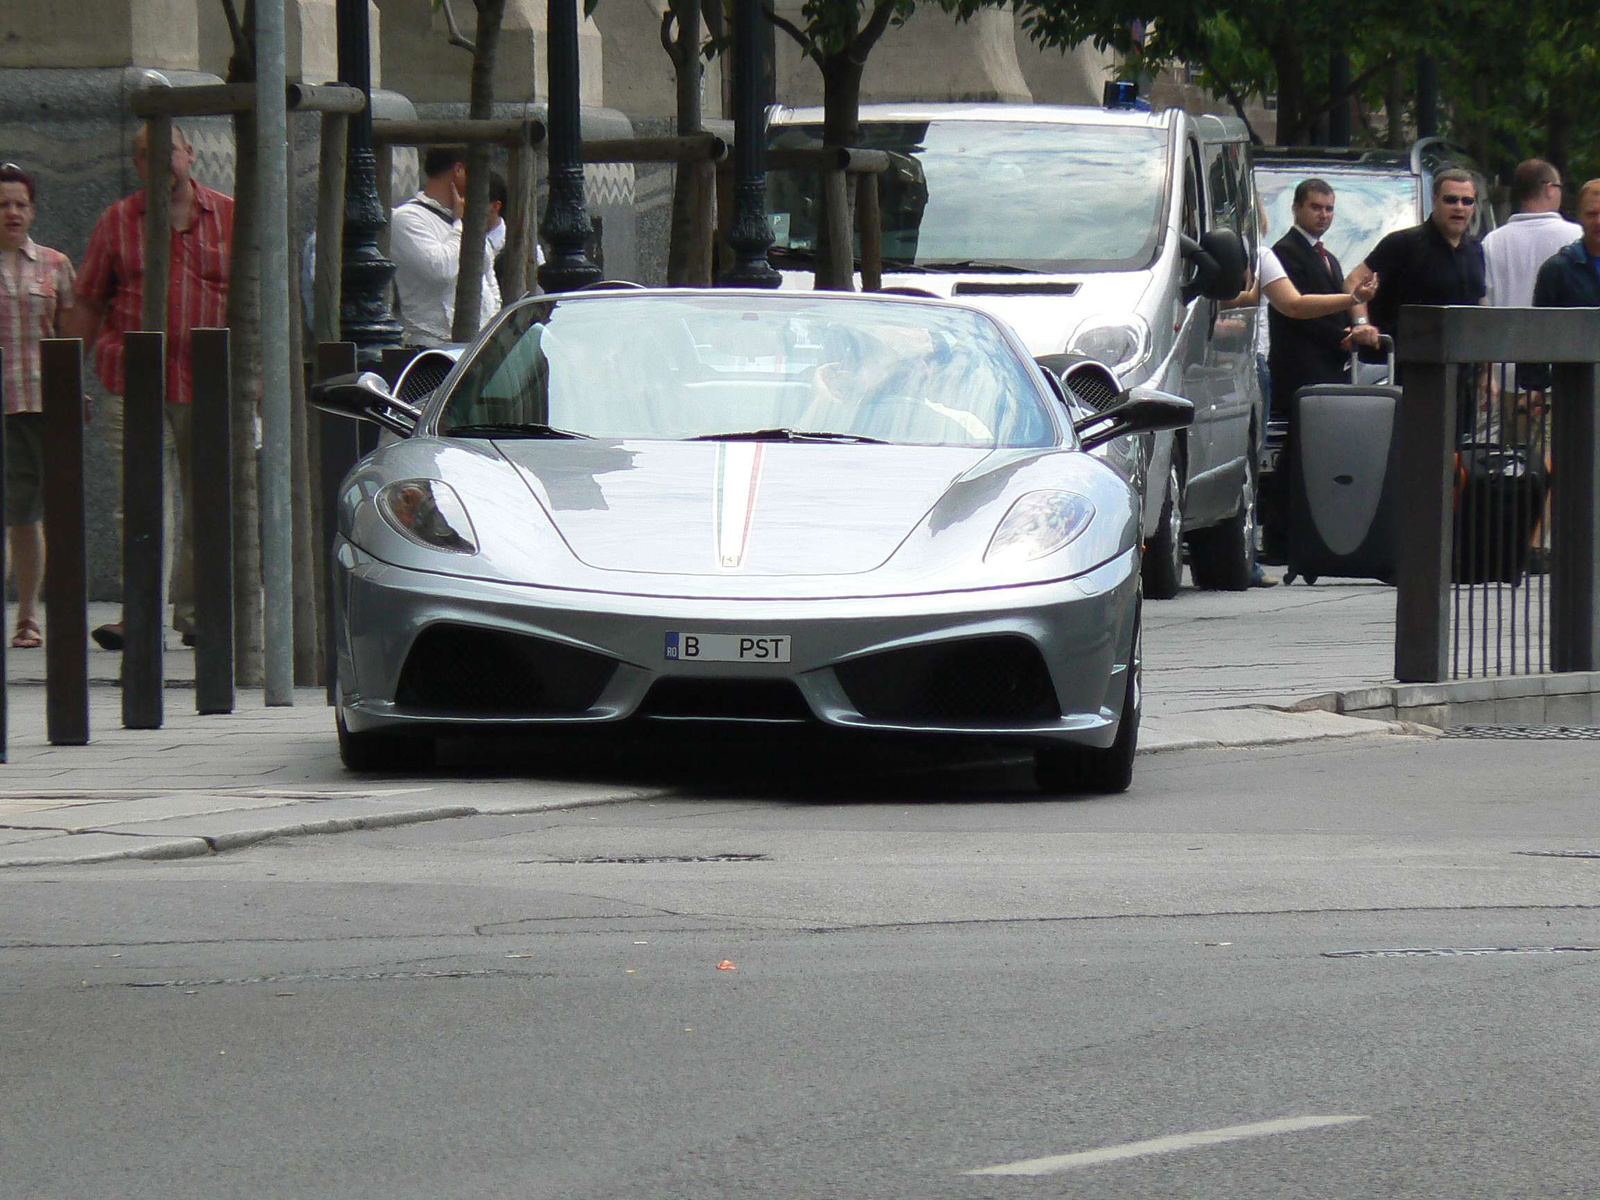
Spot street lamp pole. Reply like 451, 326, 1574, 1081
718, 0, 778, 287
335, 0, 403, 367
537, 0, 603, 293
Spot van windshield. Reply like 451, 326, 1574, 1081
768, 120, 1172, 273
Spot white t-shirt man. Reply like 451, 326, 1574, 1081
388, 192, 502, 346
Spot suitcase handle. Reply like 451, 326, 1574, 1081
1349, 333, 1395, 385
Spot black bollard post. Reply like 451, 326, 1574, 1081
40, 340, 88, 745
0, 351, 6, 763
316, 341, 359, 705
192, 329, 235, 714
121, 332, 165, 729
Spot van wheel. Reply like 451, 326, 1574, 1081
1035, 605, 1141, 795
1190, 456, 1258, 591
1141, 461, 1183, 600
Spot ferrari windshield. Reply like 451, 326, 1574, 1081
767, 120, 1171, 272
438, 294, 1058, 448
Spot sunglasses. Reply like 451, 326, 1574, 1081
1440, 195, 1477, 207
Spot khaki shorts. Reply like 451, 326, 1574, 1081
4, 412, 45, 526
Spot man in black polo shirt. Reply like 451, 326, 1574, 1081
1346, 168, 1487, 365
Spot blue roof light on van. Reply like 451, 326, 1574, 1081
1103, 80, 1149, 111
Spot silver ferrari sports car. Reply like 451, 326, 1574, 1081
312, 288, 1191, 793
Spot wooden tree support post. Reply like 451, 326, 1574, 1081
766, 147, 890, 292
41, 340, 89, 746
121, 333, 165, 730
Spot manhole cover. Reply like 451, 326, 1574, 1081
1323, 946, 1600, 959
535, 853, 769, 865
1440, 725, 1600, 739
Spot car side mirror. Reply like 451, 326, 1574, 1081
1074, 387, 1194, 452
1180, 229, 1248, 303
309, 371, 422, 437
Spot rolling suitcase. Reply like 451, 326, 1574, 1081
1284, 337, 1402, 585
1453, 442, 1547, 585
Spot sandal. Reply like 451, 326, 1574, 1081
11, 618, 41, 649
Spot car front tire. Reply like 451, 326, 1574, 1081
1034, 607, 1140, 795
336, 707, 436, 772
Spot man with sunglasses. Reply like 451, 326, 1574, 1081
1344, 169, 1487, 372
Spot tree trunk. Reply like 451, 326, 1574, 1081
224, 0, 263, 688
451, 0, 506, 341
1386, 59, 1407, 150
1266, 25, 1310, 146
666, 0, 705, 286
813, 52, 864, 289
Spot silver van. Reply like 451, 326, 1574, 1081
766, 102, 1260, 597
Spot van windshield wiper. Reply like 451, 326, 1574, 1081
914, 259, 1042, 274
689, 428, 885, 444
446, 422, 591, 440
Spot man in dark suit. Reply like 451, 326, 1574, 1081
1260, 179, 1379, 562
1267, 179, 1377, 418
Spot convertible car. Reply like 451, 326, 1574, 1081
311, 288, 1191, 793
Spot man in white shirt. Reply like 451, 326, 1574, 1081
1481, 158, 1579, 442
1483, 159, 1581, 309
389, 146, 501, 345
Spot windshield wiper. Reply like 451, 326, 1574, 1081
689, 428, 885, 444
914, 259, 1042, 274
446, 422, 591, 440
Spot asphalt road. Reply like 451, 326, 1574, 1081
4, 733, 1600, 1199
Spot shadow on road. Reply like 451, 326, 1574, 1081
423, 725, 1056, 805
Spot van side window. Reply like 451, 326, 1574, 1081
1183, 140, 1204, 241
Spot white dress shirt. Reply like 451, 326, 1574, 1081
388, 192, 502, 345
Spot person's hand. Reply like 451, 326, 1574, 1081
1352, 273, 1378, 304
449, 180, 465, 221
1341, 323, 1381, 351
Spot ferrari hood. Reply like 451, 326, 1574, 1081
496, 440, 992, 576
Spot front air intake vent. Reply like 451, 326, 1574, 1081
835, 636, 1060, 725
395, 351, 457, 404
638, 678, 813, 723
952, 281, 1079, 297
394, 625, 616, 717
1062, 362, 1123, 413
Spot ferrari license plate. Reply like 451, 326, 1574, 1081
665, 632, 791, 663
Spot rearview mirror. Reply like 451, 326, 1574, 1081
1075, 387, 1194, 452
309, 371, 422, 437
1180, 229, 1248, 303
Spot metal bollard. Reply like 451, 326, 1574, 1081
40, 340, 88, 745
0, 350, 7, 763
316, 341, 359, 705
121, 332, 165, 729
192, 329, 235, 713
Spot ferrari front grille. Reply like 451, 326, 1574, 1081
394, 625, 616, 717
835, 636, 1060, 725
638, 678, 813, 723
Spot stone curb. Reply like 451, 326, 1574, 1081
1291, 671, 1600, 729
1139, 719, 1419, 756
0, 793, 646, 869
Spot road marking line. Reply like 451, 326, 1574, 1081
965, 1114, 1370, 1176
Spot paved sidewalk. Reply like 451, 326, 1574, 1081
1, 588, 1413, 867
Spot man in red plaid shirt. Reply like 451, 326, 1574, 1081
66, 123, 234, 651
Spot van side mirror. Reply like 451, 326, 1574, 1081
1180, 230, 1248, 303
309, 371, 422, 437
1074, 387, 1194, 452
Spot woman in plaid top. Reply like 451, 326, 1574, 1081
0, 163, 75, 650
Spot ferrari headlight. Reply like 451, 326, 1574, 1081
376, 479, 477, 554
1068, 314, 1151, 378
985, 490, 1096, 564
